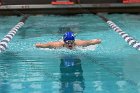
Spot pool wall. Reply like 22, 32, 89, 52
1, 0, 122, 5
0, 0, 140, 15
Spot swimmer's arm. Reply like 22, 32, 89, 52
76, 39, 101, 46
35, 42, 63, 48
88, 39, 101, 45
35, 43, 51, 48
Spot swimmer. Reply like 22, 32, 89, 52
35, 31, 101, 50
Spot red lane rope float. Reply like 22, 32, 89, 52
98, 14, 140, 51
51, 0, 74, 5
123, 0, 140, 3
0, 15, 29, 53
51, 1, 74, 5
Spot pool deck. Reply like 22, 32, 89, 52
0, 3, 140, 15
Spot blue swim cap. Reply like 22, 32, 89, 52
63, 32, 75, 42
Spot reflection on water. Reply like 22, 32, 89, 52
60, 55, 85, 93
0, 80, 10, 93
0, 52, 23, 93
124, 54, 140, 85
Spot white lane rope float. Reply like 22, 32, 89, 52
98, 14, 140, 51
0, 15, 29, 53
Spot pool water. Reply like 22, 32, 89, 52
0, 14, 140, 93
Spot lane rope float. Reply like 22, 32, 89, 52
0, 15, 29, 53
97, 14, 140, 51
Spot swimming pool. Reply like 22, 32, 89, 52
0, 14, 140, 93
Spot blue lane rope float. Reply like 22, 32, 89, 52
0, 15, 29, 53
97, 14, 140, 51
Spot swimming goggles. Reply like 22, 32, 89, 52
65, 40, 75, 44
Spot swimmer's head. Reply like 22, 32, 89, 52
63, 32, 75, 49
63, 31, 75, 42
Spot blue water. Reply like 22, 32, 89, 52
0, 14, 140, 93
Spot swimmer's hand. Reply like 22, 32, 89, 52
35, 43, 41, 48
92, 39, 101, 44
